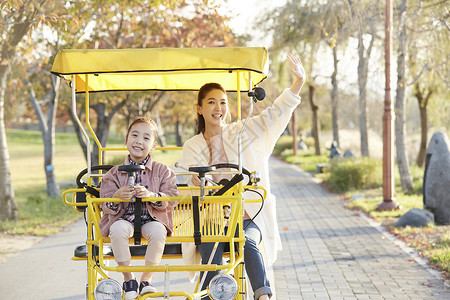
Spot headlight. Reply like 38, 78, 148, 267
94, 279, 122, 300
207, 274, 238, 300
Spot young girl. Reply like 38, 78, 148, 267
179, 53, 306, 299
99, 117, 178, 299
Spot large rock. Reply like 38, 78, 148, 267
395, 208, 434, 227
423, 131, 450, 225
343, 150, 355, 158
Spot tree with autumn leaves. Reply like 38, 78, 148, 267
2, 0, 448, 222
258, 0, 449, 194
0, 0, 237, 221
0, 0, 63, 220
65, 0, 237, 167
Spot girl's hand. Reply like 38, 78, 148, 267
287, 53, 306, 94
134, 184, 154, 198
113, 186, 135, 200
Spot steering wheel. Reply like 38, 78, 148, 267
211, 163, 252, 186
76, 165, 114, 188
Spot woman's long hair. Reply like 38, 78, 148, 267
196, 83, 226, 134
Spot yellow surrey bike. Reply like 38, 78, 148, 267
51, 47, 269, 300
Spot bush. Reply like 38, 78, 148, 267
327, 157, 381, 193
302, 136, 315, 149
280, 148, 293, 159
278, 148, 328, 173
274, 135, 320, 156
273, 135, 293, 156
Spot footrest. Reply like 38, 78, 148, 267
74, 243, 182, 258
74, 245, 113, 257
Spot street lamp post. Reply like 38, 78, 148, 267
377, 0, 401, 211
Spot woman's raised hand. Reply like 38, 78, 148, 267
287, 53, 306, 95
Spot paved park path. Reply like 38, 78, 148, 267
270, 156, 449, 299
0, 156, 449, 299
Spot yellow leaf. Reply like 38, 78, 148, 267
330, 38, 336, 49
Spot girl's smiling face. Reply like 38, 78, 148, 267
197, 89, 229, 129
126, 122, 156, 162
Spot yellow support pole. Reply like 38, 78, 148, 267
84, 74, 103, 165
236, 71, 241, 120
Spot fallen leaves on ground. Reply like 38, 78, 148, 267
386, 224, 450, 282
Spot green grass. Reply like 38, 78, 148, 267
280, 149, 328, 173
346, 190, 422, 221
1, 129, 182, 236
275, 135, 329, 173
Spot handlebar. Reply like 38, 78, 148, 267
76, 165, 114, 188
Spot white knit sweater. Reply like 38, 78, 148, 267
177, 88, 301, 277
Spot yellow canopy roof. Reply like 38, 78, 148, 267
51, 47, 268, 93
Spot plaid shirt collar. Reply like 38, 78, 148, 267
128, 155, 150, 185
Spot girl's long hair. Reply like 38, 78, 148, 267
196, 82, 227, 134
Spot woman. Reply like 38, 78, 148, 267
179, 53, 305, 300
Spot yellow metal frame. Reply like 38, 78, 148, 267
55, 47, 269, 300
51, 47, 268, 93
63, 183, 266, 300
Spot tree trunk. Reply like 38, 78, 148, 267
416, 101, 428, 167
69, 106, 89, 162
0, 68, 18, 221
415, 83, 431, 167
308, 84, 321, 155
153, 109, 167, 150
44, 75, 61, 196
292, 110, 297, 156
91, 100, 127, 165
175, 118, 183, 147
92, 102, 110, 166
0, 3, 36, 220
357, 24, 374, 157
395, 0, 414, 191
28, 74, 61, 197
331, 45, 340, 147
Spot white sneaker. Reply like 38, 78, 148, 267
139, 281, 157, 295
123, 279, 138, 300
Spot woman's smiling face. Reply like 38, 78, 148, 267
197, 88, 229, 129
126, 122, 156, 162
